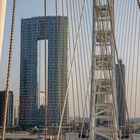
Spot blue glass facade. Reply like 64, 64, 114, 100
116, 60, 126, 127
0, 90, 14, 127
19, 16, 68, 128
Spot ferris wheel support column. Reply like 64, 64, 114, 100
0, 0, 7, 62
89, 0, 119, 139
89, 0, 96, 139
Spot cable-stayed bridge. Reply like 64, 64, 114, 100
0, 0, 140, 140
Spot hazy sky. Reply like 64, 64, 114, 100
0, 0, 55, 98
0, 0, 139, 118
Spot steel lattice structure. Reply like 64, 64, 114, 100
90, 0, 119, 139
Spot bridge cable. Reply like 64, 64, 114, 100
134, 9, 140, 135
1, 0, 16, 139
107, 0, 135, 138
56, 0, 87, 139
44, 0, 48, 139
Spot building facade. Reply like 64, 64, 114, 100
13, 100, 19, 126
116, 60, 126, 127
0, 90, 14, 127
19, 16, 68, 128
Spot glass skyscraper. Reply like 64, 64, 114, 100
0, 90, 14, 127
19, 16, 68, 128
116, 60, 126, 127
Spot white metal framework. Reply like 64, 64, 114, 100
137, 0, 140, 9
90, 0, 119, 139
